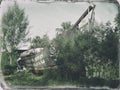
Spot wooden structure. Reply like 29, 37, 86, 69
17, 48, 56, 72
22, 48, 45, 69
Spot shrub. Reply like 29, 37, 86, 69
79, 77, 89, 86
105, 79, 119, 88
5, 71, 48, 86
3, 65, 17, 75
1, 51, 17, 75
43, 69, 58, 80
89, 77, 105, 86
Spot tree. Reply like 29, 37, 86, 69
31, 36, 42, 48
91, 22, 119, 79
114, 4, 120, 79
30, 35, 51, 67
54, 22, 89, 80
31, 35, 50, 48
41, 34, 50, 48
54, 20, 119, 80
2, 2, 29, 64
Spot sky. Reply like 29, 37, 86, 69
0, 0, 119, 48
0, 1, 118, 40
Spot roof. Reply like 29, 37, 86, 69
20, 48, 44, 57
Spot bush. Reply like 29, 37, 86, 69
5, 71, 48, 86
3, 65, 17, 75
1, 52, 9, 71
78, 77, 105, 87
1, 51, 17, 75
43, 69, 58, 80
89, 77, 105, 86
105, 80, 119, 88
79, 77, 89, 86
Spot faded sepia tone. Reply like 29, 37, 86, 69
0, 0, 120, 90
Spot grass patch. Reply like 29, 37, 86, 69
4, 71, 119, 89
5, 71, 77, 86
5, 71, 46, 86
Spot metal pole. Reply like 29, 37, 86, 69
72, 4, 96, 30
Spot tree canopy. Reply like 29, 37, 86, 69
2, 2, 29, 52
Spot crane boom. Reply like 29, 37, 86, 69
0, 0, 2, 5
72, 4, 96, 30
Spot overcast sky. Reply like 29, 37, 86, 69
0, 0, 119, 40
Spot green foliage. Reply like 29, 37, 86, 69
5, 71, 119, 88
5, 71, 45, 86
1, 51, 17, 75
1, 2, 29, 66
105, 80, 119, 88
99, 22, 119, 65
5, 71, 76, 86
31, 35, 50, 48
30, 35, 51, 66
4, 20, 119, 88
1, 52, 9, 70
3, 65, 17, 75
79, 78, 119, 88
3, 9, 120, 88
43, 69, 59, 80
2, 2, 29, 52
31, 36, 42, 48
61, 22, 72, 31
53, 21, 119, 85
